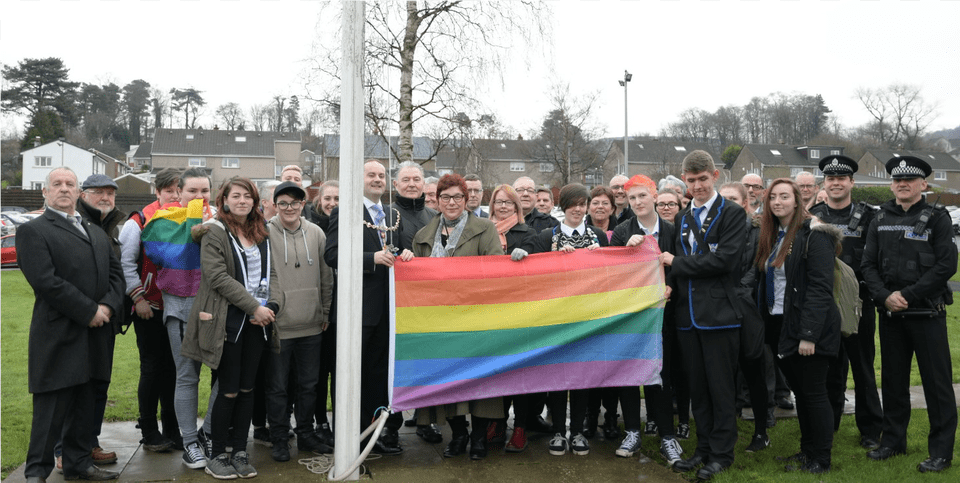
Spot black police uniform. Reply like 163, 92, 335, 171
861, 157, 957, 464
808, 155, 883, 443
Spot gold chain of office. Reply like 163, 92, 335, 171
362, 207, 401, 232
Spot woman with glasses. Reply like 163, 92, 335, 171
412, 174, 505, 461
655, 190, 682, 223
534, 183, 609, 457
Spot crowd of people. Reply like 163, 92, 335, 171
16, 148, 956, 482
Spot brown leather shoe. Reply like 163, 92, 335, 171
90, 447, 118, 465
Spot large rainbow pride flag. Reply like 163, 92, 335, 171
141, 198, 205, 297
390, 241, 665, 411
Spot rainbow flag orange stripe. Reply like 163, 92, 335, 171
390, 243, 665, 411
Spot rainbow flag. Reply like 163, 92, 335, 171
390, 241, 665, 411
141, 199, 205, 297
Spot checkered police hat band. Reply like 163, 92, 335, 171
891, 165, 925, 177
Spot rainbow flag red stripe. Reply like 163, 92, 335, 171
390, 242, 665, 411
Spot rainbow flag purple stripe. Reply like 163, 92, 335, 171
390, 242, 666, 411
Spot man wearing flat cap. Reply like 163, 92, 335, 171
808, 155, 883, 450
861, 155, 957, 473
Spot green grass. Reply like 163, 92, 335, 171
951, 259, 960, 283
3, 269, 959, 479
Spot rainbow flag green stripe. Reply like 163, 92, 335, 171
141, 199, 205, 297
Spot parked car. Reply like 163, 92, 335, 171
949, 208, 960, 235
1, 234, 17, 267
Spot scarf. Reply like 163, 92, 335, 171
430, 211, 469, 258
493, 216, 520, 252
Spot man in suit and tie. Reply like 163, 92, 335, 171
660, 151, 746, 481
324, 160, 412, 455
464, 174, 488, 218
18, 167, 125, 482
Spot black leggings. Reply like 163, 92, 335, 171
211, 323, 266, 456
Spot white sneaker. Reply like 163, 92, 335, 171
660, 437, 684, 467
182, 442, 208, 469
548, 433, 568, 456
616, 430, 641, 457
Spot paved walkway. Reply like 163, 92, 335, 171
5, 384, 959, 482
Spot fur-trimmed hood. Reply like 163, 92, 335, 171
809, 216, 843, 255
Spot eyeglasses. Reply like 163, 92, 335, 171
439, 194, 465, 203
466, 189, 482, 194
493, 200, 514, 207
85, 189, 116, 196
656, 202, 679, 209
797, 184, 816, 189
515, 188, 535, 194
744, 184, 764, 191
610, 184, 625, 190
276, 200, 303, 209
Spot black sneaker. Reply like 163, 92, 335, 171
197, 428, 213, 458
918, 457, 951, 473
316, 422, 335, 447
271, 440, 290, 462
298, 431, 333, 454
644, 420, 658, 435
140, 432, 175, 453
745, 434, 770, 453
548, 433, 568, 456
676, 423, 690, 440
252, 426, 272, 447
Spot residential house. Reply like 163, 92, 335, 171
21, 139, 116, 189
858, 149, 960, 192
731, 144, 845, 184
605, 138, 725, 183
130, 142, 153, 171
149, 128, 301, 190
114, 172, 153, 196
320, 134, 439, 181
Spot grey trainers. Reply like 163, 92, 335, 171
230, 451, 257, 478
182, 442, 207, 469
616, 430, 641, 457
205, 453, 238, 480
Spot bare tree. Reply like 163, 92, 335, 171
149, 87, 168, 130
249, 104, 269, 131
308, 0, 550, 164
215, 102, 245, 130
531, 84, 605, 185
857, 83, 937, 150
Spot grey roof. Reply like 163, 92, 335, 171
152, 129, 300, 157
614, 138, 724, 167
863, 149, 960, 171
322, 134, 436, 160
133, 142, 152, 159
740, 144, 842, 168
471, 139, 540, 161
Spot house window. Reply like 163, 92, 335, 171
830, 150, 841, 155
790, 167, 802, 177
510, 162, 525, 172
438, 169, 453, 176
189, 157, 206, 167
94, 160, 106, 175
935, 171, 947, 180
810, 149, 820, 159
222, 158, 240, 169
674, 146, 686, 152
31, 181, 43, 190
539, 163, 554, 173
34, 156, 52, 167
235, 136, 246, 142
770, 149, 782, 156
186, 134, 194, 140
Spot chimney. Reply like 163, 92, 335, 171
34, 136, 41, 147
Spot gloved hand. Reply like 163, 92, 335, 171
510, 247, 528, 261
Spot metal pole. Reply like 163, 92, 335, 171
623, 75, 628, 175
332, 1, 364, 480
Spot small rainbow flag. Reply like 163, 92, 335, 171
141, 199, 205, 297
390, 241, 665, 411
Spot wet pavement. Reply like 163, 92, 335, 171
5, 384, 959, 482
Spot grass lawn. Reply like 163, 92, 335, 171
951, 259, 960, 283
3, 269, 959, 479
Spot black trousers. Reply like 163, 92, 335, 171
779, 353, 834, 467
25, 382, 94, 479
826, 303, 882, 438
548, 389, 589, 435
878, 311, 957, 459
361, 318, 403, 432
738, 352, 770, 435
678, 328, 739, 467
623, 319, 678, 437
211, 323, 265, 456
133, 310, 179, 438
316, 322, 337, 427
266, 334, 322, 441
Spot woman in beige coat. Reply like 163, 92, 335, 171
411, 174, 504, 460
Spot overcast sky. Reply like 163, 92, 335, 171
2, 0, 958, 141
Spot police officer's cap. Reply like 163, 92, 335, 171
818, 155, 858, 176
885, 155, 932, 180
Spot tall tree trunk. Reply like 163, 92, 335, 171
397, 1, 422, 164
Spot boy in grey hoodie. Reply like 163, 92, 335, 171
264, 181, 334, 461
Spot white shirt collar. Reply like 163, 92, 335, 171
691, 190, 719, 213
49, 207, 80, 222
637, 217, 660, 238
560, 220, 587, 237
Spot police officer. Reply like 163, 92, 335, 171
861, 155, 957, 473
808, 155, 883, 450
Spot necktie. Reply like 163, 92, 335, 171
71, 216, 88, 239
765, 230, 786, 309
373, 205, 386, 247
693, 206, 706, 229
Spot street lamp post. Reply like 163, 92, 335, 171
618, 70, 632, 176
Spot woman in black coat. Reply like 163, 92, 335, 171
756, 178, 842, 474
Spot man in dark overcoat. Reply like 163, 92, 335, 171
18, 167, 125, 482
